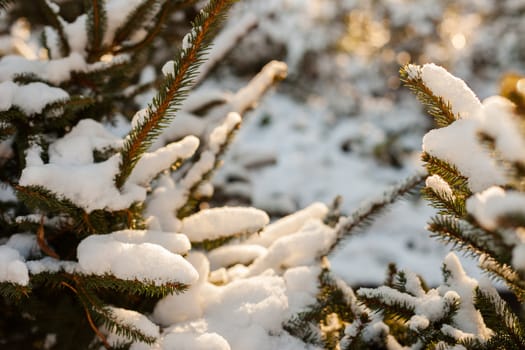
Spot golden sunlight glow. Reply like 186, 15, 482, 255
451, 33, 466, 50
517, 79, 525, 94
100, 54, 114, 63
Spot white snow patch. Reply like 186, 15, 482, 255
181, 207, 269, 242
77, 232, 198, 285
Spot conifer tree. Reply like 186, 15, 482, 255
2, 1, 525, 350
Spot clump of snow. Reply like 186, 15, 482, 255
0, 245, 29, 285
19, 153, 145, 212
248, 202, 328, 247
181, 207, 269, 242
248, 219, 335, 275
479, 96, 525, 164
127, 135, 199, 186
208, 244, 266, 270
153, 258, 319, 349
162, 60, 174, 76
105, 306, 160, 347
426, 174, 455, 201
466, 186, 525, 231
49, 119, 121, 165
209, 113, 241, 153
0, 81, 69, 115
438, 253, 493, 340
160, 331, 231, 350
77, 231, 198, 286
423, 118, 506, 192
512, 244, 525, 272
0, 53, 86, 84
420, 63, 482, 119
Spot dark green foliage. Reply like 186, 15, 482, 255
86, 0, 107, 60
475, 288, 525, 350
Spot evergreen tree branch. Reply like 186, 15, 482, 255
326, 172, 426, 255
400, 64, 457, 128
479, 255, 525, 302
113, 0, 171, 55
116, 0, 236, 188
60, 280, 111, 349
176, 118, 240, 219
86, 0, 107, 61
37, 0, 70, 57
474, 287, 525, 350
422, 187, 466, 218
422, 152, 471, 198
428, 215, 512, 264
112, 0, 164, 46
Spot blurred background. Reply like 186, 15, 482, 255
209, 0, 525, 286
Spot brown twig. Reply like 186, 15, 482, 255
61, 281, 111, 349
37, 216, 60, 259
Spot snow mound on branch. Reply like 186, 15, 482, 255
421, 63, 482, 119
0, 245, 29, 285
153, 253, 320, 350
0, 81, 69, 115
77, 231, 198, 286
181, 207, 270, 242
106, 306, 160, 347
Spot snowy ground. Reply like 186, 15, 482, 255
208, 0, 525, 286
214, 85, 484, 287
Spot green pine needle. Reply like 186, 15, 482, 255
86, 0, 107, 60
116, 0, 237, 188
400, 64, 457, 128
327, 172, 426, 254
475, 287, 525, 350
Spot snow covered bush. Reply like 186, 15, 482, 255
2, 1, 525, 350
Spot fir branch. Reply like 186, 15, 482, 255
474, 287, 525, 350
326, 172, 426, 254
37, 0, 70, 57
94, 306, 157, 345
113, 0, 172, 55
86, 0, 107, 61
176, 119, 241, 219
479, 255, 525, 302
358, 288, 415, 322
116, 0, 237, 188
400, 64, 457, 127
0, 0, 15, 11
284, 266, 360, 348
422, 187, 467, 218
422, 152, 471, 198
428, 215, 512, 264
0, 282, 30, 301
112, 0, 163, 46
324, 195, 343, 228
79, 274, 189, 298
15, 185, 83, 217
